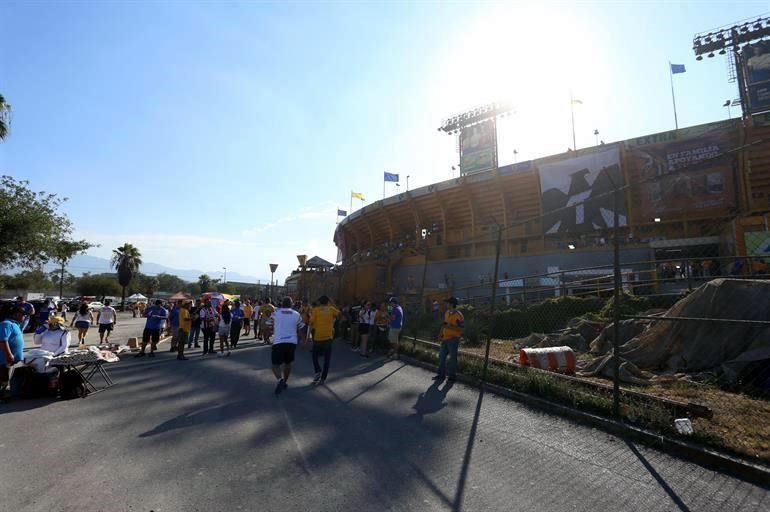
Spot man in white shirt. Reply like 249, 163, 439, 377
97, 299, 118, 344
271, 297, 305, 395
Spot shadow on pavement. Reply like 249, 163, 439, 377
626, 440, 692, 512
410, 379, 454, 423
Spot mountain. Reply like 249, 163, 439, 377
41, 254, 265, 283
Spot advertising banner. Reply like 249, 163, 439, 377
460, 120, 496, 175
538, 147, 626, 235
743, 40, 770, 114
627, 123, 736, 218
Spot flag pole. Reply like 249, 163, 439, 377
570, 91, 577, 151
383, 179, 385, 199
669, 61, 679, 130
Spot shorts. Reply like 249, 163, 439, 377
218, 324, 230, 336
358, 324, 370, 335
271, 343, 297, 366
98, 323, 114, 333
142, 328, 161, 347
75, 321, 90, 329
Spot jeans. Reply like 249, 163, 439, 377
202, 328, 216, 353
230, 319, 243, 347
311, 341, 333, 380
188, 324, 201, 347
437, 337, 460, 379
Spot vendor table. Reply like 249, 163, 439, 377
49, 351, 118, 395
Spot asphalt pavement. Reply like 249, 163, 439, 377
23, 312, 158, 350
1, 340, 768, 512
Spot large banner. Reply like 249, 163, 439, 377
627, 122, 736, 218
743, 40, 770, 114
460, 120, 496, 175
539, 147, 626, 235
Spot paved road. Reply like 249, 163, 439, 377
1, 342, 767, 512
23, 312, 152, 350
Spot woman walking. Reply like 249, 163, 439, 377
70, 303, 94, 346
218, 301, 232, 357
358, 301, 374, 357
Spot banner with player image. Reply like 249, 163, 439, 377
627, 122, 737, 218
538, 147, 626, 235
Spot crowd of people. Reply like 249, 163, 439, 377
2, 292, 467, 398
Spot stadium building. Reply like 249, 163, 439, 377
333, 119, 770, 304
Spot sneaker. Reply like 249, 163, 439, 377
194, 344, 200, 348
447, 376, 456, 383
360, 353, 369, 358
352, 347, 360, 352
187, 344, 192, 349
312, 373, 321, 384
274, 379, 285, 395
177, 356, 189, 361
226, 351, 231, 357
134, 352, 145, 358
319, 378, 326, 385
432, 374, 445, 381
148, 352, 156, 358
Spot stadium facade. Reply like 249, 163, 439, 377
333, 119, 770, 304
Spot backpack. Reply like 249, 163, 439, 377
60, 370, 88, 400
10, 366, 59, 399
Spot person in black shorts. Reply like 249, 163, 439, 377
270, 297, 305, 395
135, 300, 168, 358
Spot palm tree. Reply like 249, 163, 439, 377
111, 243, 142, 311
0, 94, 11, 141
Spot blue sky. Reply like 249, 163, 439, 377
1, 1, 767, 282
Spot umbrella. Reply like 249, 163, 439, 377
168, 291, 192, 301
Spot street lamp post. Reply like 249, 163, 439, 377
594, 129, 599, 146
406, 175, 410, 191
222, 266, 227, 284
269, 263, 278, 300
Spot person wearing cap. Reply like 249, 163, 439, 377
308, 295, 340, 384
434, 297, 464, 382
136, 299, 168, 357
388, 297, 404, 357
33, 314, 71, 356
229, 300, 245, 349
14, 297, 35, 332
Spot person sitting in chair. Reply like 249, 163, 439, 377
33, 314, 71, 356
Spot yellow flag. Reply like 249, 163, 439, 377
351, 191, 365, 201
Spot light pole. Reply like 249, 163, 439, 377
406, 175, 410, 191
222, 266, 227, 284
723, 99, 732, 119
269, 263, 278, 299
594, 129, 599, 146
513, 149, 518, 163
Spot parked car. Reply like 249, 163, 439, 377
88, 301, 104, 311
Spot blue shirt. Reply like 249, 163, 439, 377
169, 307, 180, 327
231, 307, 245, 320
39, 305, 54, 322
0, 319, 24, 364
144, 305, 168, 330
390, 305, 404, 329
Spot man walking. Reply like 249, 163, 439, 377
271, 297, 305, 395
434, 297, 464, 383
177, 301, 191, 360
97, 299, 117, 344
309, 296, 340, 384
168, 301, 181, 352
243, 300, 254, 338
230, 300, 244, 349
388, 297, 404, 357
136, 299, 168, 358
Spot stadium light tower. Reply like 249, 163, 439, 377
692, 14, 770, 119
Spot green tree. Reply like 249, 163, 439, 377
111, 243, 143, 310
198, 274, 213, 294
0, 93, 10, 141
2, 270, 55, 291
50, 238, 95, 299
0, 176, 80, 269
76, 274, 122, 298
156, 272, 187, 293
